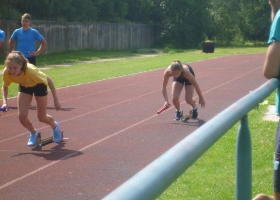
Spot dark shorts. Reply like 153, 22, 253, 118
19, 83, 48, 96
274, 120, 280, 192
173, 64, 195, 86
27, 56, 36, 66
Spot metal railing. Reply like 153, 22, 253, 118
103, 78, 279, 200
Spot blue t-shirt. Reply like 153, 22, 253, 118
0, 29, 5, 42
268, 10, 280, 115
268, 10, 280, 44
10, 27, 44, 58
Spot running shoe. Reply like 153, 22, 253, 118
174, 110, 183, 120
27, 130, 38, 146
52, 121, 62, 143
192, 104, 198, 119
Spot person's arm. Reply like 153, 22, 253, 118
275, 192, 280, 200
183, 70, 206, 107
263, 41, 280, 79
0, 31, 5, 55
1, 85, 8, 107
30, 38, 47, 57
162, 69, 171, 106
252, 193, 274, 200
0, 40, 4, 55
47, 76, 61, 111
0, 31, 4, 55
8, 38, 15, 52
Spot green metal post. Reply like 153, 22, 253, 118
236, 115, 252, 200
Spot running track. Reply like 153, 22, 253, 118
0, 54, 267, 199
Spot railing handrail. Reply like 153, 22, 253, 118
103, 78, 279, 200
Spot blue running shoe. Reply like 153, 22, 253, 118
27, 130, 38, 146
52, 121, 61, 143
192, 104, 198, 119
174, 110, 183, 120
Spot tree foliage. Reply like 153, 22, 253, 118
209, 0, 270, 44
160, 0, 211, 48
0, 0, 271, 47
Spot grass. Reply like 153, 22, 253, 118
158, 92, 277, 199
0, 46, 275, 199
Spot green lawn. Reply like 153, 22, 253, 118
158, 94, 277, 199
0, 47, 275, 199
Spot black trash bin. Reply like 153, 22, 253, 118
202, 41, 215, 53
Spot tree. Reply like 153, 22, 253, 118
209, 0, 270, 44
126, 0, 162, 24
0, 0, 272, 46
160, 0, 211, 48
238, 0, 270, 42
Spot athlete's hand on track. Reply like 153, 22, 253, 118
54, 100, 61, 111
199, 98, 206, 107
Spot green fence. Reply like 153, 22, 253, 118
102, 78, 279, 200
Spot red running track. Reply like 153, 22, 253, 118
0, 54, 267, 199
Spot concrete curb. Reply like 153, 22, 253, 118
262, 105, 279, 122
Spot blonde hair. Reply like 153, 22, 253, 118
170, 60, 184, 72
5, 51, 28, 73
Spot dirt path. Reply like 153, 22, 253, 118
40, 54, 158, 70
0, 54, 158, 74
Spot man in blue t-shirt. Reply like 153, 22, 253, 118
254, 1, 280, 200
0, 17, 5, 56
9, 13, 47, 66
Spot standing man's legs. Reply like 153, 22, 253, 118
27, 56, 36, 66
